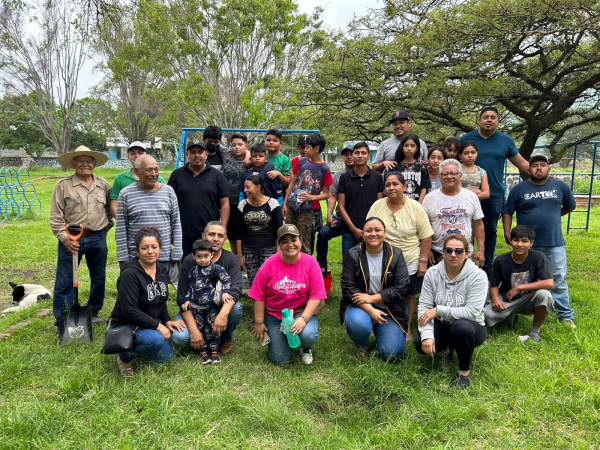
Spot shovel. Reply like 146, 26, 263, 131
59, 224, 93, 344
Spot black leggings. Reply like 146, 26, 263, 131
414, 319, 487, 372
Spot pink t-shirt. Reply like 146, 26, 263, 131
248, 252, 327, 320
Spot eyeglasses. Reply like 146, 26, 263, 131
441, 172, 460, 178
443, 247, 465, 255
389, 212, 398, 228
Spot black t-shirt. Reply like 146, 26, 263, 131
236, 198, 283, 249
167, 163, 229, 239
490, 250, 553, 300
207, 152, 223, 171
338, 168, 384, 234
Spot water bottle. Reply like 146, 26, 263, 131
324, 270, 332, 295
281, 309, 301, 349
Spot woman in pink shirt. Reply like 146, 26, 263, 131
249, 224, 327, 365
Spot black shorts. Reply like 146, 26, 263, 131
405, 273, 424, 296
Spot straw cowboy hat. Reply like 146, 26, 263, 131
57, 146, 109, 169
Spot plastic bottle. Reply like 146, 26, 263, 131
281, 308, 301, 349
324, 270, 332, 294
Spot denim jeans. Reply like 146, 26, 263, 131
345, 306, 406, 359
114, 324, 174, 364
170, 301, 243, 347
53, 230, 107, 326
480, 195, 505, 269
316, 220, 342, 269
341, 233, 360, 264
535, 245, 574, 321
263, 312, 319, 365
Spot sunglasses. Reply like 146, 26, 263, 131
443, 247, 465, 255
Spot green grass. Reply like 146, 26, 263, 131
0, 168, 599, 449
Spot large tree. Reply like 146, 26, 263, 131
0, 1, 90, 159
294, 0, 600, 162
140, 0, 324, 130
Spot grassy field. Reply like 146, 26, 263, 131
0, 167, 599, 449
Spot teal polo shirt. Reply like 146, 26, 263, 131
460, 130, 518, 196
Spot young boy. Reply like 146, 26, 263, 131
484, 225, 555, 342
203, 125, 225, 171
182, 240, 233, 364
290, 134, 308, 170
265, 129, 293, 189
283, 132, 333, 255
223, 133, 249, 253
239, 143, 283, 204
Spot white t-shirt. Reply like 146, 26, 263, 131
421, 188, 484, 252
365, 251, 383, 295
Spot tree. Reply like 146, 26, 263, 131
0, 1, 89, 161
140, 0, 325, 130
293, 0, 600, 162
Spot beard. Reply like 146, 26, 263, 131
530, 171, 549, 182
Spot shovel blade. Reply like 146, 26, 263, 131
59, 303, 93, 344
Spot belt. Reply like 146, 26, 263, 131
82, 229, 102, 237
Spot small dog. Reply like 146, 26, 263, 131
1, 282, 51, 314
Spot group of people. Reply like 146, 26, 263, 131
48, 106, 577, 387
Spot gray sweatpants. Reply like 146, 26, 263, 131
484, 290, 554, 327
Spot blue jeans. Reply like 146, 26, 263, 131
114, 325, 174, 364
480, 195, 505, 269
263, 312, 319, 365
316, 220, 342, 269
170, 301, 243, 347
535, 245, 574, 321
53, 230, 108, 326
345, 306, 406, 359
342, 233, 360, 263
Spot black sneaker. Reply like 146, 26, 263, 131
449, 373, 471, 389
200, 350, 212, 365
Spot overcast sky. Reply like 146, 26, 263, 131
77, 0, 375, 97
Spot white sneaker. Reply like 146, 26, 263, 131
563, 319, 576, 329
301, 347, 313, 365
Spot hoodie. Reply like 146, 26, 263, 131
418, 259, 487, 341
110, 259, 172, 329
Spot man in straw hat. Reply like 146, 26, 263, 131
50, 146, 113, 331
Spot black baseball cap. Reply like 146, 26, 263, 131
297, 135, 308, 145
389, 110, 410, 124
341, 144, 354, 155
186, 139, 207, 151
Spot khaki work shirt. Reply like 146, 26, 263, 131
50, 174, 114, 244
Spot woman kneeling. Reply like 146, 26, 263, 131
109, 227, 185, 377
249, 224, 326, 365
414, 234, 487, 389
340, 217, 410, 360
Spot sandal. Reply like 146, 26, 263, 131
117, 355, 135, 377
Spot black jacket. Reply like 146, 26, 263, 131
340, 241, 410, 332
110, 259, 171, 329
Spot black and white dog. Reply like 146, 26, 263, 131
1, 282, 51, 314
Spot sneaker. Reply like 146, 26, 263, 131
563, 319, 576, 329
449, 373, 471, 389
91, 315, 103, 325
211, 351, 221, 364
505, 315, 519, 327
301, 347, 313, 365
200, 350, 212, 365
220, 340, 233, 355
518, 334, 540, 343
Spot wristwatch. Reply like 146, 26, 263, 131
301, 315, 309, 324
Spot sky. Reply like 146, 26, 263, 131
77, 0, 375, 97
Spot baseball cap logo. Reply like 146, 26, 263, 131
394, 111, 399, 117
192, 139, 200, 144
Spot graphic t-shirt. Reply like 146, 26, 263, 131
207, 152, 223, 171
502, 178, 576, 247
236, 198, 283, 248
460, 165, 486, 191
490, 250, 552, 300
248, 253, 327, 320
222, 154, 247, 205
422, 188, 484, 252
386, 161, 431, 201
288, 157, 333, 212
